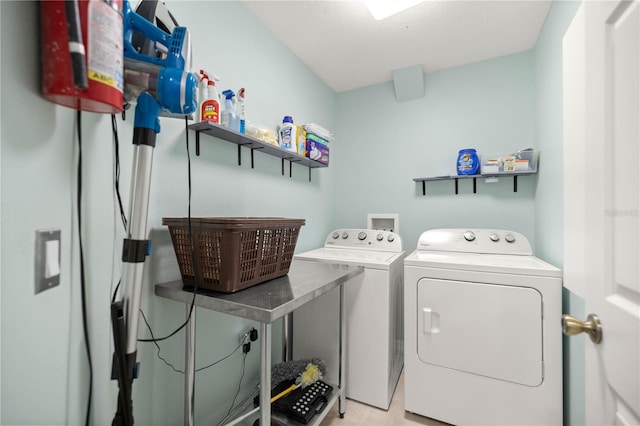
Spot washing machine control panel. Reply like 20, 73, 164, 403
416, 228, 532, 255
326, 229, 403, 252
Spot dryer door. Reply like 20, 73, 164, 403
417, 278, 543, 386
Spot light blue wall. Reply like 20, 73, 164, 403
532, 1, 584, 425
1, 0, 587, 425
335, 51, 537, 250
1, 1, 336, 425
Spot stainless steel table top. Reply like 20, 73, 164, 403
155, 260, 363, 323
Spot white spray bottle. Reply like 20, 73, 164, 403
220, 89, 240, 132
200, 75, 220, 124
196, 70, 208, 122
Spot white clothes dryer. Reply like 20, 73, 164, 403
404, 228, 562, 426
293, 229, 405, 410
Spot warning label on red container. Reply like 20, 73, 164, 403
88, 0, 123, 92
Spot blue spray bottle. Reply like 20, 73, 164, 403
220, 89, 240, 132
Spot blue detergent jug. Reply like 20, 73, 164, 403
457, 149, 479, 175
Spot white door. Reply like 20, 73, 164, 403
563, 1, 640, 425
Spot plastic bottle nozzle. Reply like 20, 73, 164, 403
222, 89, 235, 99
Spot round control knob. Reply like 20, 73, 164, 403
505, 234, 516, 243
490, 233, 500, 242
387, 235, 395, 242
463, 231, 476, 242
332, 232, 340, 239
342, 232, 349, 239
377, 233, 384, 241
358, 232, 367, 241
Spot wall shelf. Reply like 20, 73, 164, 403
413, 172, 537, 195
188, 122, 327, 181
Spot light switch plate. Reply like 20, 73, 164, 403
35, 229, 61, 294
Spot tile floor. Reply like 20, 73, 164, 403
319, 373, 450, 426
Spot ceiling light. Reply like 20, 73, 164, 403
363, 0, 426, 20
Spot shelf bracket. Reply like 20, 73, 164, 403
421, 181, 426, 196
308, 167, 311, 182
236, 143, 255, 167
195, 131, 201, 156
513, 175, 518, 192
454, 178, 459, 195
280, 158, 301, 178
473, 177, 477, 194
251, 147, 264, 169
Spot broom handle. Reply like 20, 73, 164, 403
270, 383, 299, 403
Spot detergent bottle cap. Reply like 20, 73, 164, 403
283, 116, 293, 124
223, 89, 235, 100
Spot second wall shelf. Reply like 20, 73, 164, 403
188, 122, 327, 181
413, 172, 536, 195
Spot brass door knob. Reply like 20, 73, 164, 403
562, 313, 602, 344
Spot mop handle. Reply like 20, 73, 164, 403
270, 384, 299, 404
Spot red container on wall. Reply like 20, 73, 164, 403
41, 0, 123, 113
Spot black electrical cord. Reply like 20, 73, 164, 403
76, 110, 93, 426
112, 280, 121, 304
139, 309, 183, 374
196, 343, 243, 373
111, 114, 128, 231
111, 114, 126, 304
138, 117, 198, 343
140, 309, 244, 374
227, 352, 249, 417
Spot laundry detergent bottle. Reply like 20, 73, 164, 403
220, 89, 240, 132
457, 148, 479, 175
279, 116, 297, 152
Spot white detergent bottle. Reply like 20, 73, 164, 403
279, 116, 297, 153
220, 90, 240, 132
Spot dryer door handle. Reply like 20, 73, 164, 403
422, 308, 441, 334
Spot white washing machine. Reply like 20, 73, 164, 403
293, 229, 405, 410
404, 228, 562, 426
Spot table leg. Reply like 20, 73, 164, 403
260, 322, 272, 426
283, 313, 293, 362
339, 283, 346, 418
185, 305, 196, 426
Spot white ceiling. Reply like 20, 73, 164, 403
240, 0, 552, 93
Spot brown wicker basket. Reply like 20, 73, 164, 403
163, 217, 305, 293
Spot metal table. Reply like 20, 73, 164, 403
155, 260, 364, 426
